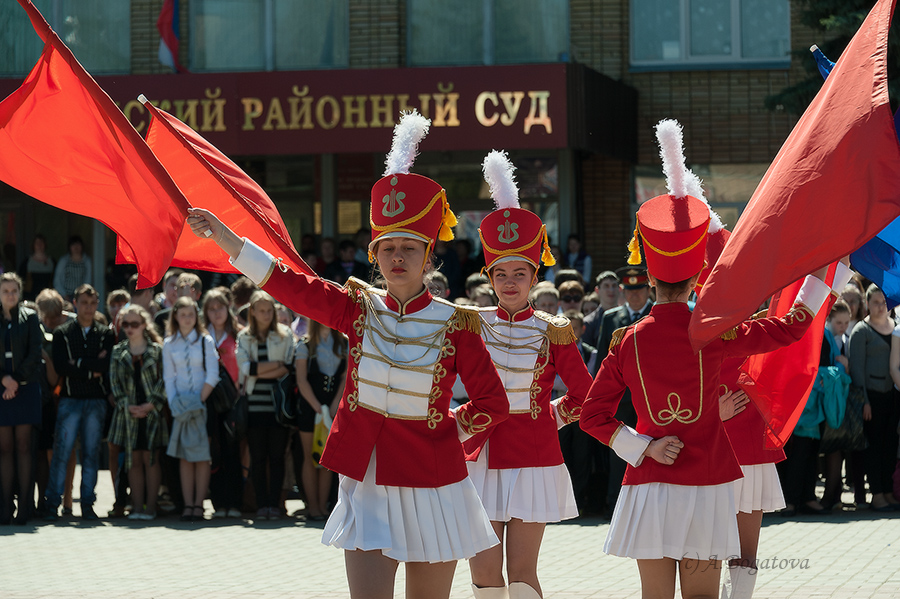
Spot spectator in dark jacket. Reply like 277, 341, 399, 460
43, 284, 116, 521
0, 273, 43, 524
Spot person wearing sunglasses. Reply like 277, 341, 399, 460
107, 305, 168, 520
557, 280, 585, 316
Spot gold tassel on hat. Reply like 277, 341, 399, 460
541, 227, 556, 266
438, 193, 457, 242
627, 224, 642, 265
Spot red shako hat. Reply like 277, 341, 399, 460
368, 111, 457, 262
479, 150, 554, 271
627, 119, 723, 284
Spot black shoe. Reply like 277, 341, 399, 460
43, 509, 59, 522
797, 502, 829, 515
81, 505, 99, 521
62, 507, 73, 516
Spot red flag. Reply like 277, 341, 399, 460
122, 98, 310, 276
0, 0, 189, 289
737, 265, 836, 448
689, 0, 900, 351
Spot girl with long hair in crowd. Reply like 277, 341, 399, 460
236, 290, 295, 521
202, 289, 244, 518
294, 318, 347, 521
580, 120, 847, 599
186, 111, 507, 599
850, 284, 900, 511
107, 305, 168, 520
464, 151, 593, 599
163, 296, 219, 521
0, 272, 43, 524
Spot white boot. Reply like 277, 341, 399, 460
720, 565, 734, 599
471, 583, 509, 599
730, 566, 758, 599
508, 582, 542, 599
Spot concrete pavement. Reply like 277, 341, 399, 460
1, 469, 899, 598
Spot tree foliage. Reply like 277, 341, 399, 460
766, 0, 900, 115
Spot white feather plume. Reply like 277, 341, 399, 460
384, 110, 430, 176
482, 150, 519, 210
655, 119, 723, 233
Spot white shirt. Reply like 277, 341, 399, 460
162, 329, 219, 399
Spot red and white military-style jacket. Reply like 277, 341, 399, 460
463, 305, 593, 469
719, 355, 787, 466
581, 274, 839, 488
231, 239, 509, 488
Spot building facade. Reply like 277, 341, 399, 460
0, 0, 819, 296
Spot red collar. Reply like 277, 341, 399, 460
384, 286, 433, 315
649, 301, 690, 315
497, 304, 534, 322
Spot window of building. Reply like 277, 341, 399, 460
630, 0, 789, 71
408, 0, 569, 67
0, 0, 130, 77
191, 0, 349, 72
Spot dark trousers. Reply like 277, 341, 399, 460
209, 413, 243, 511
560, 424, 608, 515
778, 435, 820, 505
247, 421, 289, 509
863, 388, 900, 495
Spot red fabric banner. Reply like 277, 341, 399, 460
737, 265, 836, 448
689, 0, 900, 351
125, 100, 309, 276
0, 0, 189, 289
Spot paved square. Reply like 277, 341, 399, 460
1, 469, 898, 598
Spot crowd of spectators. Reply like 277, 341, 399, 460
1, 230, 898, 526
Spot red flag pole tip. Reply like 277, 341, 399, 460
137, 94, 149, 104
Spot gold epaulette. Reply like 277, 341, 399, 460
751, 309, 768, 320
534, 311, 578, 345
452, 304, 483, 335
720, 327, 739, 341
609, 326, 627, 350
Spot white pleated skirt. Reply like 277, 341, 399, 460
466, 443, 579, 523
733, 463, 786, 514
604, 482, 740, 561
321, 452, 499, 563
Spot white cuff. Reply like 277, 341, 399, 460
610, 425, 652, 467
451, 407, 473, 442
831, 262, 853, 294
229, 238, 276, 286
551, 398, 566, 429
795, 275, 830, 314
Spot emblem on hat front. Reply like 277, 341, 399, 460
382, 176, 406, 217
497, 211, 520, 244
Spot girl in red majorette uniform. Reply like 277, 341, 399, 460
580, 119, 848, 599
464, 151, 593, 599
187, 111, 509, 599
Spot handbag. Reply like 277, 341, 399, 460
201, 340, 240, 414
819, 385, 869, 454
272, 368, 302, 428
223, 393, 249, 441
311, 405, 332, 465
